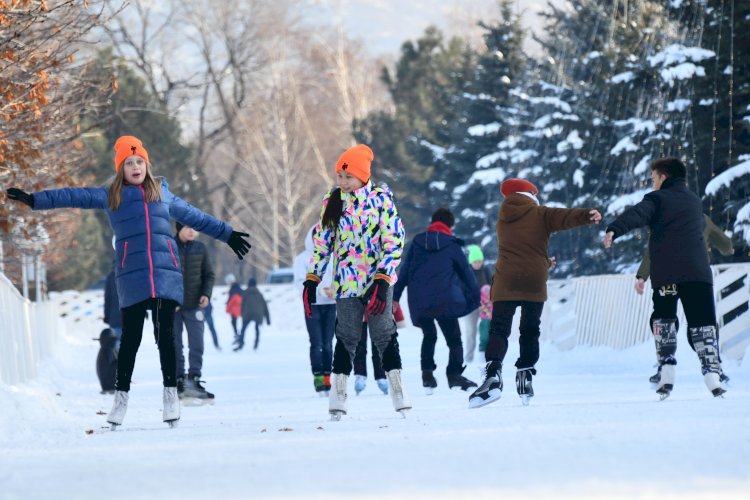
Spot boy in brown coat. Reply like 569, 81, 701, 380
469, 178, 602, 408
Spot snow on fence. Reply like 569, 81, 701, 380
0, 273, 58, 385
3, 266, 749, 385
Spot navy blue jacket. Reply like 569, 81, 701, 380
103, 268, 122, 328
394, 227, 480, 324
33, 179, 233, 308
606, 176, 712, 287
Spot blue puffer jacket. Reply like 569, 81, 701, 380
33, 178, 233, 308
393, 223, 480, 324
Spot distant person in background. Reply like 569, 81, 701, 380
226, 282, 243, 341
394, 208, 479, 393
5, 134, 251, 429
237, 278, 270, 351
173, 221, 216, 404
352, 322, 389, 395
203, 301, 220, 351
294, 226, 335, 395
463, 245, 492, 363
633, 212, 735, 386
605, 157, 726, 400
103, 262, 122, 352
477, 284, 493, 363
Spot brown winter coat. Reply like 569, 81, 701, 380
491, 194, 595, 303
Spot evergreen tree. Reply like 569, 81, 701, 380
353, 27, 475, 233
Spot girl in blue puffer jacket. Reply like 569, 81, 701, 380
6, 135, 251, 429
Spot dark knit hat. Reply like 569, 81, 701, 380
175, 221, 185, 234
501, 178, 538, 197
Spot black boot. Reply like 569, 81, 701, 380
515, 367, 537, 405
422, 370, 437, 389
468, 361, 502, 408
447, 367, 478, 391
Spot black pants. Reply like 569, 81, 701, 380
486, 300, 545, 369
117, 298, 178, 392
333, 323, 400, 376
651, 281, 718, 349
353, 322, 385, 379
239, 319, 262, 349
416, 317, 464, 375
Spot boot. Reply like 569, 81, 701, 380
422, 370, 438, 395
690, 325, 726, 397
181, 375, 215, 405
447, 367, 478, 391
313, 373, 326, 395
515, 367, 536, 405
323, 373, 331, 392
386, 369, 411, 415
163, 387, 180, 427
649, 365, 662, 385
354, 375, 367, 395
469, 361, 502, 409
107, 390, 129, 428
376, 378, 389, 395
329, 373, 348, 419
653, 319, 678, 399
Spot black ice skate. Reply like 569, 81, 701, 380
468, 361, 502, 409
515, 367, 536, 406
180, 376, 215, 406
447, 369, 478, 392
422, 370, 437, 395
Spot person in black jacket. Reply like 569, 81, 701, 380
605, 157, 726, 399
173, 221, 216, 403
237, 278, 270, 351
394, 208, 480, 392
103, 264, 122, 352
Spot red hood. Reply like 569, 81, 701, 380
427, 221, 453, 236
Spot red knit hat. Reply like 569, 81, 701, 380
501, 178, 538, 197
114, 135, 150, 172
336, 144, 373, 184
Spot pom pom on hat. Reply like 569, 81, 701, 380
336, 144, 374, 184
114, 135, 150, 172
501, 178, 538, 197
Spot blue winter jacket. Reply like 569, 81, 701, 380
33, 179, 233, 308
393, 227, 480, 324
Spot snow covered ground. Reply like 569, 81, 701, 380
2, 284, 749, 500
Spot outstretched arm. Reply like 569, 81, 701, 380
542, 206, 601, 233
605, 194, 657, 247
8, 186, 108, 210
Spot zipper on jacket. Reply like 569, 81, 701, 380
121, 241, 129, 269
139, 185, 157, 298
167, 240, 178, 268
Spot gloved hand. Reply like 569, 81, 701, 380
302, 279, 318, 319
364, 278, 389, 318
6, 187, 34, 208
227, 231, 251, 260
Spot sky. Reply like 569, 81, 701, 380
305, 0, 557, 56
3, 283, 749, 499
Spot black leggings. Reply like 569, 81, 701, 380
116, 298, 178, 392
486, 300, 545, 369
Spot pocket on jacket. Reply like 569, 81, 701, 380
167, 239, 179, 268
121, 241, 129, 269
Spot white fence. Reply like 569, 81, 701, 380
0, 273, 58, 385
2, 265, 749, 385
542, 263, 750, 363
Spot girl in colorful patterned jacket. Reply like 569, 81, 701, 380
301, 144, 411, 420
6, 136, 251, 430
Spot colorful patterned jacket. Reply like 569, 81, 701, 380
306, 182, 405, 299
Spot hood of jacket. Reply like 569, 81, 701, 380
413, 228, 463, 253
304, 225, 315, 252
500, 193, 537, 223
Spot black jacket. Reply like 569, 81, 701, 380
606, 177, 712, 287
241, 285, 270, 323
176, 237, 215, 309
394, 227, 480, 324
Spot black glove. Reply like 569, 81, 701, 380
364, 278, 389, 318
227, 231, 251, 260
302, 279, 318, 319
6, 187, 34, 208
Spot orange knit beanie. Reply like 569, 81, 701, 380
335, 144, 373, 184
114, 136, 150, 172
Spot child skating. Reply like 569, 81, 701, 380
469, 178, 601, 408
302, 144, 410, 420
6, 135, 251, 429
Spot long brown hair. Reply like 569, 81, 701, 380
108, 163, 162, 210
